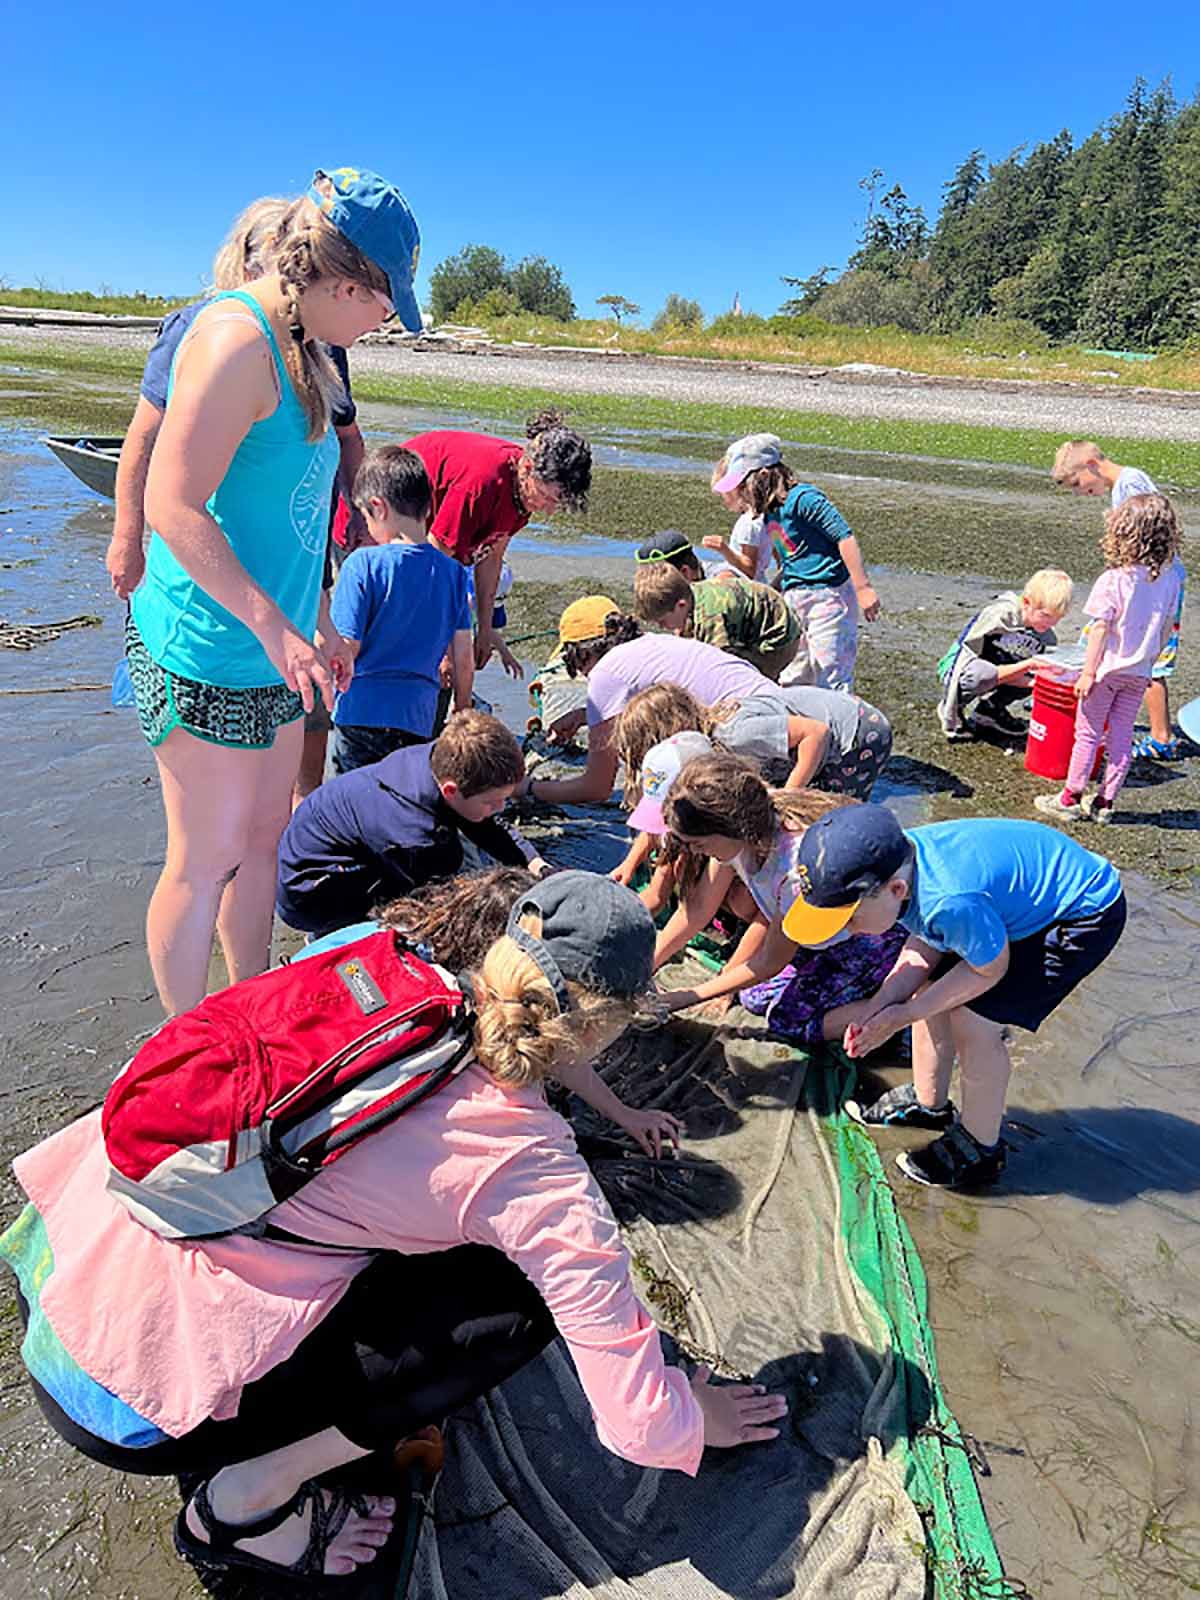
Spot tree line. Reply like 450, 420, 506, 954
787, 80, 1200, 350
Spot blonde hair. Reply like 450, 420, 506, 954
1023, 567, 1074, 615
1102, 493, 1181, 582
614, 683, 737, 808
633, 563, 695, 625
272, 194, 390, 441
471, 912, 649, 1088
663, 753, 851, 858
1051, 440, 1104, 485
210, 196, 290, 291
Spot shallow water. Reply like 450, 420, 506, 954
2, 422, 1200, 1596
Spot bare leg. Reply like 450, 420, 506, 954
216, 719, 304, 985
911, 1013, 956, 1108
185, 1426, 393, 1577
293, 726, 328, 809
1143, 678, 1172, 745
950, 1006, 1011, 1146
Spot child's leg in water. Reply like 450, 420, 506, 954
912, 1013, 956, 1110
951, 1006, 1011, 1145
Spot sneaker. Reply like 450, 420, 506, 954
1132, 734, 1182, 762
844, 1083, 956, 1131
896, 1125, 1006, 1189
1034, 792, 1082, 820
972, 704, 1027, 739
936, 700, 974, 742
1080, 794, 1113, 824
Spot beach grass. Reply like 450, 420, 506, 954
3, 334, 1199, 489
0, 287, 187, 318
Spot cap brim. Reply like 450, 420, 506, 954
782, 894, 860, 946
712, 467, 747, 495
628, 796, 667, 834
389, 277, 423, 334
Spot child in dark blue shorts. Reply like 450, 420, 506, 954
782, 808, 1126, 1189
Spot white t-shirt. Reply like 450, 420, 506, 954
716, 512, 773, 582
1111, 467, 1158, 506
586, 634, 772, 727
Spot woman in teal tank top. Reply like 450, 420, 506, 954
131, 167, 422, 1019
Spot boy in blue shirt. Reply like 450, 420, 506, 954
782, 807, 1126, 1189
330, 446, 474, 773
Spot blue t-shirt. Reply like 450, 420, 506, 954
331, 543, 472, 734
900, 819, 1122, 968
141, 301, 355, 427
769, 484, 852, 590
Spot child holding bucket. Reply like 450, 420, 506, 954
1035, 495, 1183, 824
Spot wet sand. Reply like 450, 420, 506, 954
1, 421, 1199, 1596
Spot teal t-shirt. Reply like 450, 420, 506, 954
901, 819, 1122, 968
768, 484, 852, 590
131, 290, 339, 688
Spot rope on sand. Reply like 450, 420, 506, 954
0, 614, 102, 651
0, 682, 109, 696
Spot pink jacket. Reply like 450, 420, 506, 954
14, 1063, 703, 1474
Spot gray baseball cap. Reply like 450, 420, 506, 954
506, 871, 655, 1013
713, 433, 783, 493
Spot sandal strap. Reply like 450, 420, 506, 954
190, 1479, 307, 1551
294, 1481, 371, 1577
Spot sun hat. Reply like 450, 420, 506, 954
506, 871, 656, 1013
782, 803, 911, 944
309, 167, 422, 333
558, 595, 619, 645
634, 530, 695, 566
628, 731, 715, 834
712, 433, 783, 495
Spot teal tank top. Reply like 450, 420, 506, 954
131, 290, 339, 688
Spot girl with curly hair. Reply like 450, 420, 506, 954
1036, 492, 1184, 823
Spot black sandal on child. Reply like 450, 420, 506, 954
173, 1477, 375, 1584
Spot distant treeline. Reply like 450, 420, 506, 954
786, 80, 1200, 351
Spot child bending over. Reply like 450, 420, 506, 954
782, 805, 1125, 1189
936, 568, 1073, 741
633, 559, 800, 681
1035, 495, 1183, 824
277, 710, 548, 937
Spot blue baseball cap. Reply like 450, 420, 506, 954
506, 871, 655, 1014
309, 167, 422, 333
783, 804, 910, 944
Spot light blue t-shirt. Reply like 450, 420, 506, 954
132, 290, 339, 688
331, 542, 472, 735
901, 819, 1122, 968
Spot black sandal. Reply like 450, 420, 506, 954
174, 1476, 373, 1583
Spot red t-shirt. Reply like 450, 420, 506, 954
404, 431, 529, 565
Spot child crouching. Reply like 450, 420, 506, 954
937, 568, 1073, 740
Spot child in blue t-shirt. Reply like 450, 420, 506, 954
331, 446, 474, 774
712, 435, 881, 693
782, 808, 1126, 1190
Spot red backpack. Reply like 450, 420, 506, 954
102, 930, 472, 1240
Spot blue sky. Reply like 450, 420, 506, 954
6, 0, 1198, 323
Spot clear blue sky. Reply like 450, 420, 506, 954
6, 0, 1198, 322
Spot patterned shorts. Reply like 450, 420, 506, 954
125, 614, 304, 750
817, 705, 893, 799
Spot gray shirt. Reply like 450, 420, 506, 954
720, 686, 863, 779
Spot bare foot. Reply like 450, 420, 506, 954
186, 1474, 395, 1576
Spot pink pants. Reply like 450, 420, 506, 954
1066, 672, 1149, 803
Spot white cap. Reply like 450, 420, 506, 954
628, 731, 715, 835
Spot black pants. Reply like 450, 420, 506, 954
24, 1245, 554, 1477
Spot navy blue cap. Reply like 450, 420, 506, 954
784, 804, 909, 944
309, 167, 422, 333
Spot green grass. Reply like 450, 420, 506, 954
354, 370, 1200, 490
3, 334, 1199, 488
0, 287, 187, 317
